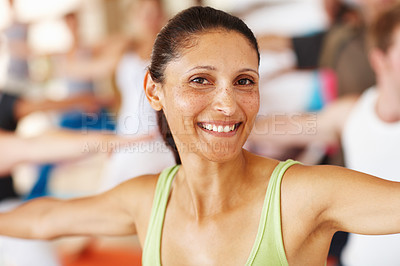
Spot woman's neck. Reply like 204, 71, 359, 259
375, 82, 400, 123
175, 149, 251, 220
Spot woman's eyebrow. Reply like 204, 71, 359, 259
185, 66, 259, 76
238, 68, 259, 76
185, 65, 216, 73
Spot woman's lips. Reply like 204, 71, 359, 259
197, 122, 242, 136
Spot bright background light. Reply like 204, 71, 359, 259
0, 0, 11, 31
14, 0, 81, 22
29, 19, 73, 54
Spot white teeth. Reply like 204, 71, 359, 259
200, 123, 238, 132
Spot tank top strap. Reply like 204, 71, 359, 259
142, 165, 180, 266
246, 159, 300, 266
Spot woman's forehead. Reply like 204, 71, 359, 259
183, 29, 255, 52
168, 30, 259, 73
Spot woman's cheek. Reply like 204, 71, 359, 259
241, 91, 260, 117
170, 88, 208, 134
174, 88, 208, 115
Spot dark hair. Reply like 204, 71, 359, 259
149, 6, 260, 164
368, 3, 400, 53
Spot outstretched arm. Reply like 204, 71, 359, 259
0, 175, 155, 239
0, 129, 154, 175
0, 195, 132, 239
14, 93, 114, 120
286, 164, 400, 239
61, 35, 129, 80
323, 166, 400, 235
249, 94, 359, 152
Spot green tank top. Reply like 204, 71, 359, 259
142, 159, 299, 265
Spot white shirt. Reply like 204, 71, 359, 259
341, 87, 400, 266
99, 53, 175, 191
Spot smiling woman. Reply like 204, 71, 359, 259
3, 5, 400, 266
147, 6, 260, 164
147, 29, 260, 164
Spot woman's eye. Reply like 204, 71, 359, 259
236, 78, 254, 86
191, 77, 211, 85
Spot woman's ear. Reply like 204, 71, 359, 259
144, 71, 163, 111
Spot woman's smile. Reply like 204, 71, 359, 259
197, 121, 242, 136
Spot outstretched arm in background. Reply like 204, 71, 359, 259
14, 93, 114, 120
0, 129, 155, 175
248, 94, 359, 155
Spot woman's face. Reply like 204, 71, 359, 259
159, 30, 260, 162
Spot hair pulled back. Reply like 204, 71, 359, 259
148, 6, 260, 164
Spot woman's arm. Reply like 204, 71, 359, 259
293, 164, 400, 236
0, 176, 155, 239
280, 164, 400, 262
322, 166, 400, 235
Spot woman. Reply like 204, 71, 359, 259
1, 6, 400, 265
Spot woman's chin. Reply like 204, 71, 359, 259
198, 143, 243, 163
176, 136, 246, 163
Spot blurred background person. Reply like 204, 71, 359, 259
248, 3, 400, 265
99, 0, 176, 191
320, 0, 398, 97
2, 0, 31, 94
340, 5, 400, 265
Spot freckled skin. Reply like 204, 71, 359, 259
159, 30, 260, 162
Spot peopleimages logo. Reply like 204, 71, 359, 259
79, 112, 158, 135
79, 111, 318, 136
251, 112, 318, 135
78, 111, 318, 153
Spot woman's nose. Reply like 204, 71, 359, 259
213, 86, 237, 116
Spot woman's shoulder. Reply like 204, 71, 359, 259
104, 173, 163, 223
281, 163, 355, 214
284, 163, 349, 183
246, 150, 345, 177
113, 173, 161, 196
103, 173, 162, 207
248, 151, 347, 194
111, 165, 181, 200
281, 161, 342, 190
